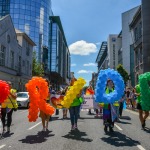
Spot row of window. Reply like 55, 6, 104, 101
0, 45, 31, 75
134, 22, 142, 42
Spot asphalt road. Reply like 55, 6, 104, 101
0, 108, 150, 150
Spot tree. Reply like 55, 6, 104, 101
116, 64, 129, 85
32, 51, 44, 77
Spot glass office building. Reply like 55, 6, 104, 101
0, 0, 52, 62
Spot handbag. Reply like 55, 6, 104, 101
8, 96, 18, 112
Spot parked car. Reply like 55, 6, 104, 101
16, 92, 30, 108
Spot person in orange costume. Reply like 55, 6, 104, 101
39, 79, 51, 132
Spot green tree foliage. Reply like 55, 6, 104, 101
116, 64, 129, 85
32, 51, 44, 77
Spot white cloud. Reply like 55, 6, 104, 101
69, 40, 97, 55
95, 42, 101, 45
77, 70, 93, 74
71, 63, 77, 67
83, 63, 97, 66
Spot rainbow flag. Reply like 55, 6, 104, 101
85, 89, 94, 95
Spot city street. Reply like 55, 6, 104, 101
0, 109, 150, 150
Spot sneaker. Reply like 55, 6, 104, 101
42, 128, 46, 132
71, 126, 75, 131
74, 124, 78, 129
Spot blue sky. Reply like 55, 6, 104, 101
51, 0, 141, 85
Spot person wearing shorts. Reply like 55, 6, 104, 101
135, 84, 149, 129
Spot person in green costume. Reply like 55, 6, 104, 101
135, 84, 149, 129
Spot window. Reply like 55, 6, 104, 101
112, 37, 116, 42
10, 51, 14, 68
0, 45, 5, 66
134, 27, 138, 41
139, 47, 143, 63
26, 47, 30, 56
139, 22, 142, 38
27, 60, 29, 75
7, 35, 10, 43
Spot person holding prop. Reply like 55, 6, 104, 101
102, 79, 116, 132
39, 79, 51, 131
1, 81, 18, 133
69, 78, 83, 131
61, 86, 69, 119
135, 84, 149, 129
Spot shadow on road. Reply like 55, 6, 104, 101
19, 131, 55, 144
117, 120, 132, 125
144, 127, 150, 133
62, 129, 93, 142
120, 116, 131, 120
101, 131, 140, 147
1, 132, 14, 139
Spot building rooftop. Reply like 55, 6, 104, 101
15, 29, 36, 46
129, 6, 141, 28
95, 41, 107, 63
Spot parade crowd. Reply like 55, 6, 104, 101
0, 77, 149, 137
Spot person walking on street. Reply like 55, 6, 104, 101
39, 79, 51, 131
1, 81, 18, 133
135, 84, 149, 129
68, 78, 83, 131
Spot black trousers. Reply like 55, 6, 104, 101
1, 108, 13, 128
119, 102, 123, 117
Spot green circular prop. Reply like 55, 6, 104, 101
139, 72, 150, 111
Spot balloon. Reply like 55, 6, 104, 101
61, 78, 86, 108
95, 68, 125, 103
26, 77, 55, 122
139, 72, 150, 111
0, 80, 10, 103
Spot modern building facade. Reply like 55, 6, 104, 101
122, 6, 140, 75
0, 15, 35, 91
49, 16, 71, 90
107, 35, 122, 69
0, 0, 52, 63
141, 0, 150, 73
129, 0, 150, 85
118, 31, 123, 65
95, 41, 108, 72
90, 72, 98, 90
130, 7, 142, 85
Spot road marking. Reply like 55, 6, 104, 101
114, 124, 123, 131
0, 145, 6, 149
28, 122, 42, 130
125, 109, 150, 119
137, 145, 146, 150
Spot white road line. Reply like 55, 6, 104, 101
0, 145, 6, 149
114, 124, 123, 131
28, 121, 42, 130
137, 145, 146, 150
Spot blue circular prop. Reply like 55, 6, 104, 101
95, 68, 125, 103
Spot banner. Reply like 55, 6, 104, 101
50, 94, 64, 109
81, 95, 94, 109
